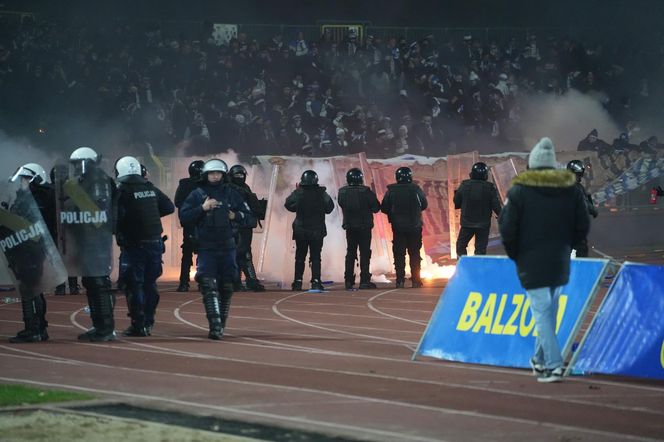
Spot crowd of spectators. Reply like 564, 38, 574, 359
1, 15, 663, 161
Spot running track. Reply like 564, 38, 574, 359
1, 283, 663, 441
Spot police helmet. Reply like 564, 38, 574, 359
9, 163, 47, 184
202, 159, 228, 175
188, 160, 205, 178
395, 166, 413, 184
300, 170, 319, 186
70, 146, 99, 176
115, 156, 142, 180
566, 160, 585, 182
229, 164, 248, 185
70, 146, 98, 162
470, 162, 489, 181
346, 168, 363, 186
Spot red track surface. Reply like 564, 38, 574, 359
1, 282, 663, 441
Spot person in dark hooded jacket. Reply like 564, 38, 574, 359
499, 137, 590, 383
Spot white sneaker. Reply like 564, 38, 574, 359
529, 357, 545, 375
537, 367, 564, 383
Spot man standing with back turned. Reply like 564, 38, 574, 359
499, 137, 590, 383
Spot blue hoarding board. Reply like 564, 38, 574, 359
415, 256, 608, 369
572, 263, 664, 380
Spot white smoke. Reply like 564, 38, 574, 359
0, 131, 59, 203
518, 89, 621, 151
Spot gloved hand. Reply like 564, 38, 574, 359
657, 186, 664, 197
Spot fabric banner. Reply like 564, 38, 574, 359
414, 256, 608, 368
571, 263, 664, 380
592, 157, 664, 204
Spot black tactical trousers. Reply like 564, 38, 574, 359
574, 238, 589, 258
456, 226, 490, 256
294, 238, 323, 282
392, 228, 422, 283
179, 235, 195, 284
344, 228, 372, 283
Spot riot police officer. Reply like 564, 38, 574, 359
338, 168, 380, 290
567, 160, 598, 257
115, 156, 174, 336
58, 147, 117, 342
285, 170, 334, 291
6, 163, 59, 342
174, 160, 204, 292
453, 162, 502, 256
179, 159, 253, 340
228, 164, 266, 292
380, 166, 428, 288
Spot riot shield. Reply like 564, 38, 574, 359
54, 163, 114, 277
0, 184, 67, 299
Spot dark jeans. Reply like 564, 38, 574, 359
294, 238, 323, 282
392, 229, 422, 282
456, 226, 490, 256
345, 228, 372, 283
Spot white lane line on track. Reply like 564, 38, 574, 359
11, 337, 662, 417
64, 297, 664, 396
171, 291, 664, 394
172, 297, 354, 354
367, 289, 429, 325
0, 372, 660, 442
272, 289, 416, 345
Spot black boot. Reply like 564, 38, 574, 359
199, 277, 222, 340
310, 280, 324, 291
79, 278, 116, 342
243, 261, 265, 292
395, 280, 405, 289
122, 286, 148, 337
69, 277, 81, 295
360, 273, 376, 290
55, 283, 66, 296
10, 295, 48, 343
291, 280, 302, 291
345, 274, 355, 290
176, 281, 190, 292
219, 283, 234, 337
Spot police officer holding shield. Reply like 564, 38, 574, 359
3, 163, 66, 342
179, 159, 253, 339
56, 147, 117, 342
381, 166, 428, 288
115, 156, 174, 336
174, 160, 204, 292
338, 168, 380, 290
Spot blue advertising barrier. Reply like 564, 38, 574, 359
571, 263, 664, 380
414, 256, 608, 369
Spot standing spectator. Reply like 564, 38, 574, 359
499, 138, 590, 382
454, 162, 502, 256
576, 129, 610, 153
